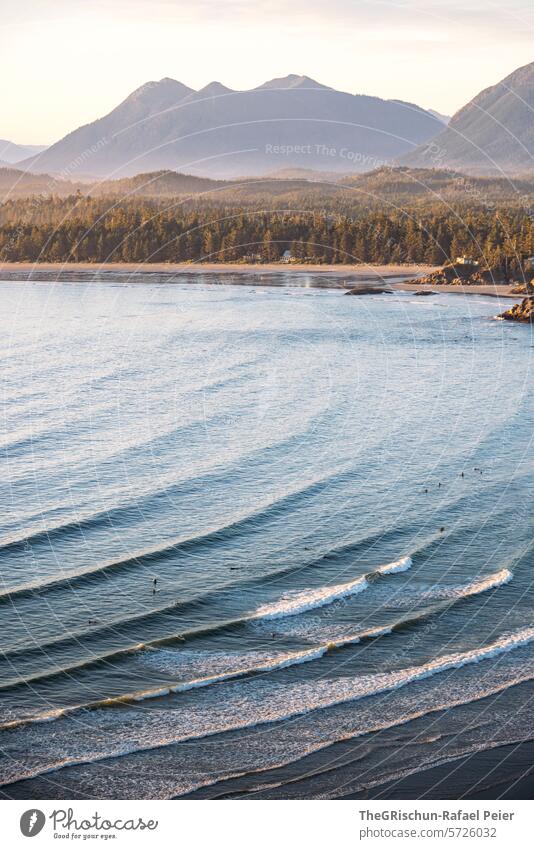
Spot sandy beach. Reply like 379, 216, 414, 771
0, 261, 434, 278
395, 282, 521, 299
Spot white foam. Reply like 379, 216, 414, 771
261, 567, 512, 641
134, 646, 328, 699
251, 555, 412, 620
376, 555, 413, 575
88, 626, 534, 728
4, 624, 534, 789
0, 554, 414, 690
437, 567, 512, 598
400, 568, 512, 605
252, 577, 368, 620
1, 563, 509, 712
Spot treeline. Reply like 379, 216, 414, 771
0, 195, 532, 273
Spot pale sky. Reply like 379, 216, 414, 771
2, 0, 533, 144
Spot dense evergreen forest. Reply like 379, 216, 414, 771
0, 191, 532, 275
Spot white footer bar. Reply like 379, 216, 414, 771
3, 799, 531, 848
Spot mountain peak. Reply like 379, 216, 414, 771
401, 60, 534, 174
256, 74, 330, 91
124, 78, 194, 104
20, 73, 444, 178
197, 81, 233, 96
499, 60, 534, 87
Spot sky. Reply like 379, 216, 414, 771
2, 0, 533, 144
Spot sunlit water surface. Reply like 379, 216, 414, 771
0, 275, 532, 799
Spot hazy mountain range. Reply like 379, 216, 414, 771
2, 163, 534, 207
0, 139, 47, 165
5, 61, 534, 180
19, 75, 444, 178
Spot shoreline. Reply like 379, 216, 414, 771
395, 282, 520, 299
0, 261, 434, 274
0, 263, 521, 299
343, 737, 534, 801
0, 262, 434, 281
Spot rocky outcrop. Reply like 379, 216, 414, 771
405, 262, 510, 287
345, 284, 393, 295
510, 280, 534, 295
499, 297, 534, 323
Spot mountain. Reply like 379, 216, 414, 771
401, 61, 534, 174
0, 166, 224, 200
3, 163, 534, 206
338, 166, 534, 202
0, 167, 78, 200
0, 140, 48, 164
265, 166, 343, 181
90, 170, 226, 197
20, 75, 444, 179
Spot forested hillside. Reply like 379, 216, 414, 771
0, 193, 531, 275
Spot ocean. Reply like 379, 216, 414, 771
0, 273, 532, 799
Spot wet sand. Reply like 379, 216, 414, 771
395, 282, 520, 299
344, 738, 534, 800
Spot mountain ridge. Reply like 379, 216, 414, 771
20, 74, 444, 179
3, 163, 534, 205
400, 61, 534, 174
0, 139, 48, 164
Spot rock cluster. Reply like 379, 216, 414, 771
510, 280, 534, 295
344, 284, 393, 295
499, 297, 534, 323
405, 262, 509, 287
